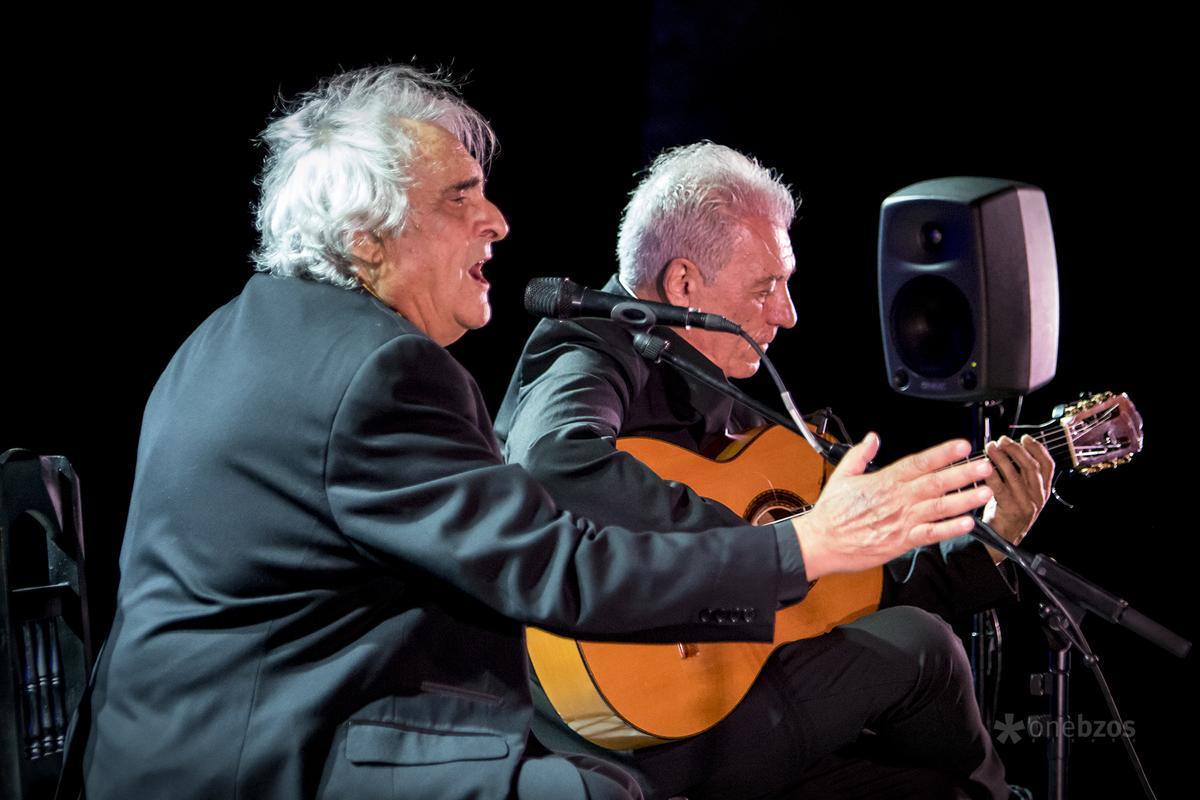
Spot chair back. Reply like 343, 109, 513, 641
0, 449, 93, 800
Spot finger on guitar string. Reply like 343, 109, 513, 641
1023, 433, 1056, 498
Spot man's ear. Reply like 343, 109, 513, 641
659, 258, 704, 306
350, 231, 384, 285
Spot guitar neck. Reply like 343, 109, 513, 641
957, 421, 1064, 470
769, 425, 1061, 525
761, 393, 1137, 524
957, 401, 1124, 474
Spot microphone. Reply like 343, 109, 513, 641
524, 277, 742, 333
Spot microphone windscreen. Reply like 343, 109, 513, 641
524, 277, 570, 319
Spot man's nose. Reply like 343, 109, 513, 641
769, 284, 797, 329
481, 198, 509, 242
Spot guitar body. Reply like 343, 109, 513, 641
527, 425, 885, 750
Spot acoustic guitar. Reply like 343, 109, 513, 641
526, 392, 1143, 750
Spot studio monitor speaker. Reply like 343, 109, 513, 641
878, 177, 1059, 401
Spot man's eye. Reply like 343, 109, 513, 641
451, 196, 467, 205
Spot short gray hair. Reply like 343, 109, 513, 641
253, 65, 496, 288
617, 142, 797, 291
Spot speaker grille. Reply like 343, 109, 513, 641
890, 274, 974, 379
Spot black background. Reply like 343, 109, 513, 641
6, 7, 1194, 797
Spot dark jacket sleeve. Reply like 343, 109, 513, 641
323, 332, 782, 642
884, 537, 1018, 620
499, 321, 754, 533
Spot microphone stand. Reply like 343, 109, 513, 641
967, 524, 1190, 800
1036, 599, 1074, 800
968, 400, 1005, 732
619, 309, 1190, 800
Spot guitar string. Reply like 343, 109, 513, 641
958, 404, 1122, 465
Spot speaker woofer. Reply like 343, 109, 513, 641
891, 274, 974, 379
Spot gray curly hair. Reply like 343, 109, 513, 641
253, 65, 496, 288
617, 142, 797, 291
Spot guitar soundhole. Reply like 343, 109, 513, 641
745, 489, 809, 525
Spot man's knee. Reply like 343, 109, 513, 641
849, 606, 972, 683
887, 606, 961, 652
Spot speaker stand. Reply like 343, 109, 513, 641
968, 400, 1004, 727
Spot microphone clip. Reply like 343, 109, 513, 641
610, 300, 661, 332
616, 303, 673, 363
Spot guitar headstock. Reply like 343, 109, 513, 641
1052, 392, 1144, 475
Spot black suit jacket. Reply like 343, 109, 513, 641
81, 275, 785, 799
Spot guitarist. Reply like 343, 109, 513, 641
495, 143, 1054, 799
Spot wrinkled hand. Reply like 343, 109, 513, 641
794, 434, 994, 580
982, 434, 1054, 561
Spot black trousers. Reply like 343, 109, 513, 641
532, 606, 1008, 800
